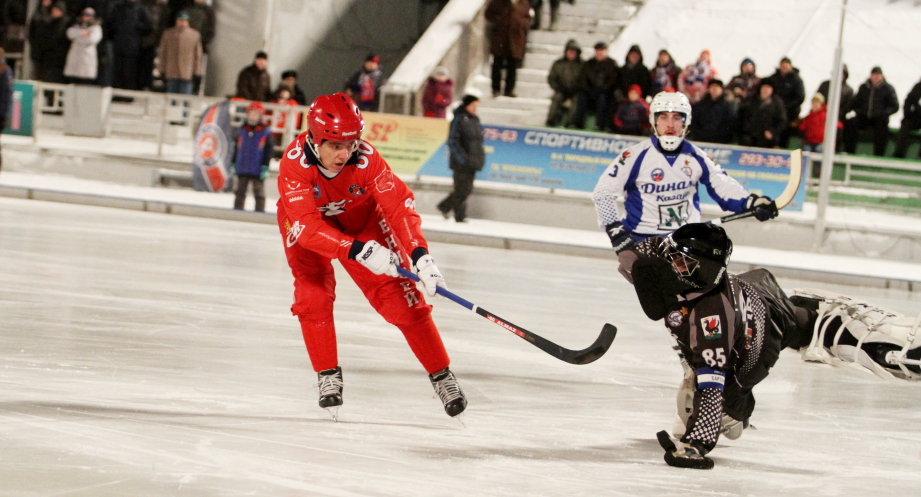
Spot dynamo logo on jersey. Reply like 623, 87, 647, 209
651, 168, 664, 182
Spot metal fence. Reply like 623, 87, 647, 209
30, 81, 310, 158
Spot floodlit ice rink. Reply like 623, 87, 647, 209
1, 196, 919, 496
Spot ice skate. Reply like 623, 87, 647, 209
317, 366, 343, 421
429, 368, 467, 418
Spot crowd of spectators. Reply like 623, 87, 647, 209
542, 40, 915, 157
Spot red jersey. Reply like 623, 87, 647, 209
277, 133, 427, 262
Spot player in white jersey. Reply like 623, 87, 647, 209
593, 92, 777, 264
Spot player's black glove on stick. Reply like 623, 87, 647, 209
656, 431, 714, 470
747, 194, 778, 222
605, 221, 635, 253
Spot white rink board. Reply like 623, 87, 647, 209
0, 197, 919, 496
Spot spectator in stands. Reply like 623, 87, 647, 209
766, 57, 805, 147
139, 0, 169, 91
843, 66, 899, 157
691, 79, 736, 144
0, 47, 13, 173
650, 49, 678, 95
28, 0, 69, 83
530, 0, 560, 31
157, 10, 201, 95
185, 0, 213, 53
281, 70, 307, 105
438, 95, 485, 223
894, 77, 921, 159
545, 38, 582, 127
233, 101, 273, 213
235, 51, 272, 102
619, 44, 651, 102
799, 93, 840, 156
612, 84, 649, 136
422, 66, 454, 119
344, 53, 385, 111
740, 79, 787, 148
485, 0, 531, 98
271, 84, 301, 133
725, 58, 760, 105
64, 7, 103, 85
817, 64, 854, 126
107, 0, 153, 91
678, 49, 718, 105
570, 41, 619, 131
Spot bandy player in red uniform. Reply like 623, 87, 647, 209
276, 92, 467, 419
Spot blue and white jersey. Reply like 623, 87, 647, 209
593, 136, 750, 235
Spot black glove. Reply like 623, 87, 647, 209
656, 431, 714, 470
604, 221, 635, 253
747, 194, 777, 222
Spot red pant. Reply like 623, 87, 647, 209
279, 215, 450, 374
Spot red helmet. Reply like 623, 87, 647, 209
307, 93, 364, 153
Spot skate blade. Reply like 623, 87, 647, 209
325, 407, 339, 422
451, 412, 466, 428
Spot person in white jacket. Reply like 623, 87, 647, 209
64, 8, 103, 85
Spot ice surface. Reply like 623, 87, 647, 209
0, 197, 919, 496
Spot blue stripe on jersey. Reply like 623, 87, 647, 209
691, 149, 747, 213
623, 147, 648, 231
696, 367, 726, 391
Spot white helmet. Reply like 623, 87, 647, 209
649, 91, 692, 151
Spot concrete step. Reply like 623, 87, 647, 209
477, 106, 550, 127
473, 78, 554, 100
527, 29, 616, 50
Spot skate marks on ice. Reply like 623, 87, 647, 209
1, 198, 920, 495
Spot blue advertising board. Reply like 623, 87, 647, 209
418, 124, 806, 211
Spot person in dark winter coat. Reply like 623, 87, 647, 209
612, 84, 649, 136
843, 66, 899, 156
106, 0, 153, 90
28, 1, 70, 83
233, 101, 274, 212
344, 53, 385, 112
893, 78, 921, 159
817, 64, 854, 124
281, 70, 307, 105
691, 79, 737, 144
422, 66, 454, 119
235, 51, 272, 102
765, 57, 805, 147
650, 49, 679, 95
545, 38, 582, 127
620, 44, 651, 102
571, 41, 619, 131
741, 80, 787, 148
0, 48, 13, 173
438, 95, 486, 223
485, 0, 531, 98
725, 58, 760, 105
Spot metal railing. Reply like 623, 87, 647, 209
805, 151, 921, 191
30, 81, 310, 158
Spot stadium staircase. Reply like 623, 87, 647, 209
474, 0, 646, 127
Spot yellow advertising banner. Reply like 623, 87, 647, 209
361, 112, 449, 174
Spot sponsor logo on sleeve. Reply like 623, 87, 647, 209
667, 310, 684, 328
374, 169, 395, 193
701, 315, 722, 340
285, 220, 305, 247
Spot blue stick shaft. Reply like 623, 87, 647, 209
396, 266, 476, 311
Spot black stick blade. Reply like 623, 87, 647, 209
564, 323, 617, 365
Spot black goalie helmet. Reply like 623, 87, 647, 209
664, 223, 733, 289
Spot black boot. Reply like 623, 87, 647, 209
429, 368, 467, 417
317, 367, 343, 408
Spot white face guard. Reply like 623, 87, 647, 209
649, 92, 693, 151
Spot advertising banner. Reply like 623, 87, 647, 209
362, 112, 450, 175
4, 81, 34, 137
192, 100, 235, 192
417, 124, 806, 211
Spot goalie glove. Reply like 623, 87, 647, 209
604, 221, 635, 254
350, 240, 399, 277
413, 253, 446, 297
656, 431, 714, 470
747, 194, 778, 222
